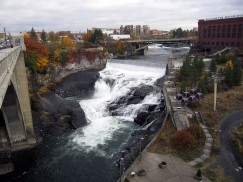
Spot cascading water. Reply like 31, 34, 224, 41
4, 45, 189, 182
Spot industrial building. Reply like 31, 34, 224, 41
198, 15, 243, 50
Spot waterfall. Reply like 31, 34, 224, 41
71, 56, 166, 155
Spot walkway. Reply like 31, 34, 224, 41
163, 56, 190, 130
124, 152, 210, 182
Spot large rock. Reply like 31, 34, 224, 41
52, 69, 100, 98
134, 112, 150, 126
107, 85, 155, 113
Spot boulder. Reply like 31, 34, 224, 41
134, 112, 150, 126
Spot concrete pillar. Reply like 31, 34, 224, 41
11, 52, 36, 145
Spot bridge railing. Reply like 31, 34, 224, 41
0, 46, 22, 87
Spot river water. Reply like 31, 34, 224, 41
1, 45, 189, 182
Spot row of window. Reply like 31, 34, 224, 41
201, 24, 243, 38
200, 41, 241, 47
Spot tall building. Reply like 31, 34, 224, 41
120, 25, 150, 36
198, 15, 243, 50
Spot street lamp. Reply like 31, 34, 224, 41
209, 71, 224, 111
139, 137, 144, 161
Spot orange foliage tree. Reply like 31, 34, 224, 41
24, 34, 49, 72
82, 32, 92, 43
24, 34, 49, 57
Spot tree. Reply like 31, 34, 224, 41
30, 27, 37, 39
210, 58, 217, 73
197, 77, 207, 94
114, 40, 125, 55
224, 60, 234, 88
90, 29, 103, 44
61, 37, 73, 49
48, 31, 59, 43
36, 56, 48, 69
233, 59, 242, 86
41, 29, 47, 43
82, 32, 92, 43
130, 32, 139, 40
180, 58, 191, 81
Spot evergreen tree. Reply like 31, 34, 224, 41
41, 29, 47, 43
210, 58, 217, 73
193, 56, 204, 75
180, 59, 190, 81
30, 27, 37, 39
233, 60, 242, 86
90, 29, 103, 44
197, 77, 207, 94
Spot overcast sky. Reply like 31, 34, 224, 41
0, 0, 242, 33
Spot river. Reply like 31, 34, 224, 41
1, 45, 189, 182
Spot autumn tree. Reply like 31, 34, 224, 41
114, 40, 125, 55
130, 32, 139, 40
224, 60, 234, 88
82, 32, 92, 43
61, 37, 73, 49
24, 33, 49, 72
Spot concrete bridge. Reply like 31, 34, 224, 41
0, 34, 36, 155
124, 38, 194, 55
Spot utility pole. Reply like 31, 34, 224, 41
210, 72, 224, 111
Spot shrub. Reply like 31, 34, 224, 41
196, 168, 202, 177
171, 130, 196, 151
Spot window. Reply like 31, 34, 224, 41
217, 25, 221, 38
236, 42, 240, 47
221, 42, 224, 46
238, 24, 242, 38
222, 25, 226, 38
208, 26, 211, 38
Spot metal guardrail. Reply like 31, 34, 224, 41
0, 46, 22, 88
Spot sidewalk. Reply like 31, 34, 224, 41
124, 152, 210, 182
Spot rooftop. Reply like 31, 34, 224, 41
198, 14, 243, 22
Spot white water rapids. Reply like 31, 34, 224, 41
71, 45, 167, 156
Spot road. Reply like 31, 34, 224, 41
213, 110, 243, 181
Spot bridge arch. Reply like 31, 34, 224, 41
0, 82, 27, 147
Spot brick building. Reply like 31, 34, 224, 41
198, 15, 243, 50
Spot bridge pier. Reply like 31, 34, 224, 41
0, 46, 36, 153
11, 51, 36, 145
